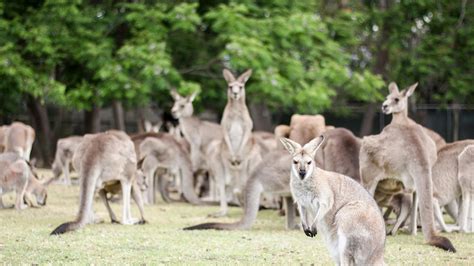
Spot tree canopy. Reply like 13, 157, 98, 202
0, 0, 472, 116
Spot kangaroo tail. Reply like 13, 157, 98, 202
183, 178, 263, 231
51, 167, 98, 235
428, 235, 456, 253
178, 152, 204, 205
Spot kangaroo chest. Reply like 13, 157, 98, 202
222, 106, 252, 154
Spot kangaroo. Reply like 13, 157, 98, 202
138, 135, 202, 205
184, 127, 362, 230
206, 69, 262, 217
98, 169, 147, 224
0, 157, 30, 210
170, 89, 222, 173
50, 131, 139, 235
458, 145, 474, 232
359, 82, 455, 252
50, 136, 83, 185
289, 114, 326, 145
281, 136, 385, 265
4, 122, 35, 160
0, 152, 48, 207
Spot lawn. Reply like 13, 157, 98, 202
0, 169, 473, 264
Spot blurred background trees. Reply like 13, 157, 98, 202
0, 0, 472, 163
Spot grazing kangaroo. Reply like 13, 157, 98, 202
359, 82, 455, 252
0, 155, 30, 210
281, 136, 385, 265
50, 136, 83, 185
0, 152, 48, 207
51, 131, 139, 235
138, 135, 202, 205
184, 128, 362, 230
458, 145, 474, 232
4, 122, 35, 160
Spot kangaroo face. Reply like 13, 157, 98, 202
280, 136, 325, 181
171, 96, 193, 119
382, 82, 418, 115
227, 81, 245, 101
291, 151, 315, 180
222, 69, 252, 101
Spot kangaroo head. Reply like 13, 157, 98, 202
223, 69, 252, 101
382, 82, 418, 115
170, 89, 197, 119
280, 136, 325, 180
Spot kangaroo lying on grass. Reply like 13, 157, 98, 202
359, 82, 455, 252
282, 136, 385, 265
51, 131, 141, 235
184, 128, 361, 230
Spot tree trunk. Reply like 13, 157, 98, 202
359, 103, 378, 136
136, 107, 146, 133
249, 102, 273, 132
84, 104, 101, 133
359, 0, 391, 136
112, 100, 125, 131
26, 96, 53, 166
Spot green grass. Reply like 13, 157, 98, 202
0, 169, 473, 264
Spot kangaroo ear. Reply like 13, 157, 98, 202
401, 82, 418, 97
223, 69, 236, 83
170, 88, 181, 100
303, 135, 325, 157
188, 90, 198, 102
144, 120, 152, 132
280, 138, 301, 156
237, 69, 252, 84
388, 82, 399, 94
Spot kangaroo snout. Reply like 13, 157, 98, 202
299, 170, 306, 179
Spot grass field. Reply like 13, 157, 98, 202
0, 169, 473, 264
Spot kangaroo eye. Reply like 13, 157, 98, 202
293, 160, 298, 164
307, 161, 311, 165
180, 104, 185, 108
239, 86, 243, 90
394, 98, 399, 103
228, 86, 232, 90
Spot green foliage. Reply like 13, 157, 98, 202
0, 0, 471, 117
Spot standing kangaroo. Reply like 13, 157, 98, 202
51, 131, 139, 235
281, 136, 385, 265
359, 82, 455, 252
207, 69, 262, 217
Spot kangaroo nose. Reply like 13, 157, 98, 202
299, 170, 306, 179
382, 104, 388, 111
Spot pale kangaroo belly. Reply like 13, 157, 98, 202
228, 123, 245, 153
